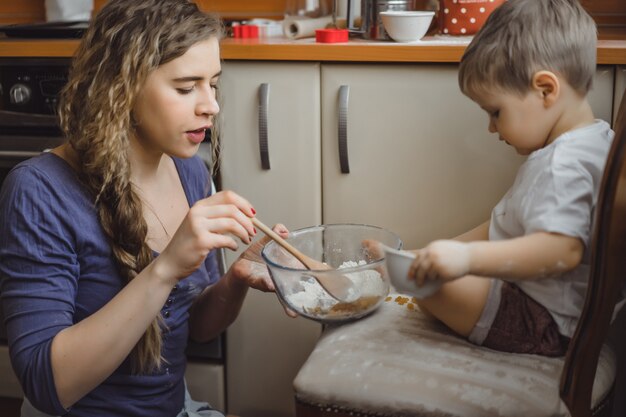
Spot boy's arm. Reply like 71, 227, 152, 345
468, 232, 583, 279
410, 232, 583, 285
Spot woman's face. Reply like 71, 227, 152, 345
131, 37, 221, 159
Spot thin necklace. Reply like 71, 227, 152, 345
144, 201, 171, 239
133, 184, 171, 240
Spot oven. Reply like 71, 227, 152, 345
0, 58, 70, 343
0, 58, 68, 182
0, 57, 70, 406
0, 58, 225, 410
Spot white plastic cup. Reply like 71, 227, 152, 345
383, 245, 443, 299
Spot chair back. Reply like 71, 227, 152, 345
560, 93, 626, 417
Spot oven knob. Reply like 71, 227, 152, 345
9, 83, 32, 105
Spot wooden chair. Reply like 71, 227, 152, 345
559, 92, 626, 416
293, 94, 626, 417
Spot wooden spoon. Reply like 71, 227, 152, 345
252, 217, 357, 302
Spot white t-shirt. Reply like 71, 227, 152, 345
489, 119, 614, 337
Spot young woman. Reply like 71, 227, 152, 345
0, 1, 288, 416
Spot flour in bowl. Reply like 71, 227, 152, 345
284, 260, 386, 320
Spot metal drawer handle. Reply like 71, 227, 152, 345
258, 83, 271, 170
338, 85, 350, 174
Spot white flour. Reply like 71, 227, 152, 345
284, 260, 385, 317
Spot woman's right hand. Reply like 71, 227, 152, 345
155, 190, 256, 284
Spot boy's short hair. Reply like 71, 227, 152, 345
458, 0, 597, 97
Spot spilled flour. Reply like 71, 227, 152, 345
284, 260, 386, 320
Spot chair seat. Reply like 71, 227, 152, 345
294, 293, 616, 417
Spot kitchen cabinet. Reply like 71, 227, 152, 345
0, 346, 22, 399
185, 362, 225, 411
219, 62, 323, 417
324, 63, 614, 247
0, 346, 226, 412
320, 63, 521, 247
218, 62, 615, 417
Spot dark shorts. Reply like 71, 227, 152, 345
468, 280, 570, 357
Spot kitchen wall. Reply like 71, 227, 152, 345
3, 1, 624, 26
0, 0, 44, 24
581, 0, 626, 22
0, 0, 289, 23
99, 0, 288, 19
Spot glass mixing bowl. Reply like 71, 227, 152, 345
262, 224, 403, 323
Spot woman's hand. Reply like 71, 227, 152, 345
188, 222, 297, 341
231, 223, 288, 292
230, 223, 298, 317
230, 223, 297, 317
408, 240, 471, 286
156, 190, 256, 284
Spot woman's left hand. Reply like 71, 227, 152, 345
230, 223, 288, 292
229, 223, 298, 317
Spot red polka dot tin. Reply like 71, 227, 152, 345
439, 0, 506, 35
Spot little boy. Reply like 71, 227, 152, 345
407, 0, 613, 356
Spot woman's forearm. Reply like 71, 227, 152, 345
468, 232, 584, 280
50, 259, 176, 408
188, 270, 249, 343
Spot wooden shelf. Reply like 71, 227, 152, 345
1, 36, 625, 64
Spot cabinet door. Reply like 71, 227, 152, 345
0, 345, 22, 398
185, 361, 225, 412
615, 66, 626, 125
321, 64, 614, 248
219, 61, 322, 417
321, 63, 521, 248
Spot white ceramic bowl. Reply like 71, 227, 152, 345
383, 245, 442, 299
380, 11, 435, 42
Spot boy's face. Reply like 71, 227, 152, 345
468, 87, 555, 156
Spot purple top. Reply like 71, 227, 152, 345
0, 153, 220, 416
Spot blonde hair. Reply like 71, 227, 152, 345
458, 0, 596, 97
58, 0, 223, 374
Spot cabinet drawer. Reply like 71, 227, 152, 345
0, 345, 22, 399
185, 361, 225, 412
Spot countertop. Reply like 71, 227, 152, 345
0, 35, 625, 64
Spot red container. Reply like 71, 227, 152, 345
232, 24, 259, 39
315, 29, 349, 43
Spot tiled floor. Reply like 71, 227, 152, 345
0, 396, 21, 417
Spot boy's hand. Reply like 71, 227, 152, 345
409, 240, 471, 286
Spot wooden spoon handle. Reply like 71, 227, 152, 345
251, 217, 316, 270
252, 217, 356, 302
